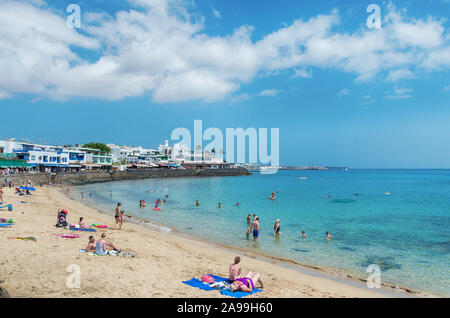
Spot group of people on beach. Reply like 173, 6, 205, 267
228, 256, 264, 293
86, 232, 118, 255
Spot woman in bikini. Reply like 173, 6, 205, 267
229, 272, 264, 292
115, 203, 123, 230
229, 256, 242, 283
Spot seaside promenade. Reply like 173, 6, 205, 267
3, 167, 251, 187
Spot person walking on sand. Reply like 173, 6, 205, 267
252, 217, 260, 241
273, 219, 281, 236
326, 231, 332, 240
115, 203, 123, 230
0, 187, 4, 204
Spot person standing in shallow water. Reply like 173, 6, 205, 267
115, 203, 123, 230
195, 200, 200, 206
326, 231, 332, 240
252, 217, 260, 241
273, 219, 281, 236
301, 230, 306, 238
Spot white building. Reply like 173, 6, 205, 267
170, 142, 224, 164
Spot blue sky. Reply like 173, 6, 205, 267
0, 0, 449, 168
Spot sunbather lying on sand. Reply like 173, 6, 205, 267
229, 272, 264, 293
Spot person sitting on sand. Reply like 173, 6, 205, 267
96, 233, 117, 255
326, 231, 332, 240
86, 236, 96, 253
229, 256, 242, 283
273, 219, 281, 236
229, 272, 264, 293
95, 234, 108, 255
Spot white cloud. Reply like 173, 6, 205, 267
211, 6, 221, 19
386, 86, 414, 99
0, 90, 12, 100
386, 68, 415, 82
338, 88, 350, 96
361, 94, 376, 104
292, 68, 312, 78
259, 89, 282, 97
0, 0, 449, 103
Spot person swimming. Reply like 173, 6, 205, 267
218, 202, 222, 208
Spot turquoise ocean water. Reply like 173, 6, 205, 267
76, 170, 450, 296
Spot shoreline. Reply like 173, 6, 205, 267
68, 185, 432, 298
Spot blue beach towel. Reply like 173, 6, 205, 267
70, 227, 97, 232
182, 274, 263, 298
182, 278, 216, 291
0, 204, 13, 211
220, 287, 263, 298
0, 223, 14, 227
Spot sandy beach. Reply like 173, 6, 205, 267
0, 185, 395, 298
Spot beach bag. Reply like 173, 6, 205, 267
201, 275, 214, 283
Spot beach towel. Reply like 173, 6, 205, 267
0, 223, 14, 228
0, 204, 13, 211
182, 274, 263, 298
220, 287, 263, 298
69, 227, 97, 232
182, 278, 216, 291
79, 248, 135, 257
7, 237, 36, 241
52, 233, 80, 239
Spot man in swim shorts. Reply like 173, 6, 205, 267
252, 217, 260, 240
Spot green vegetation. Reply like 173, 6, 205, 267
82, 142, 111, 153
